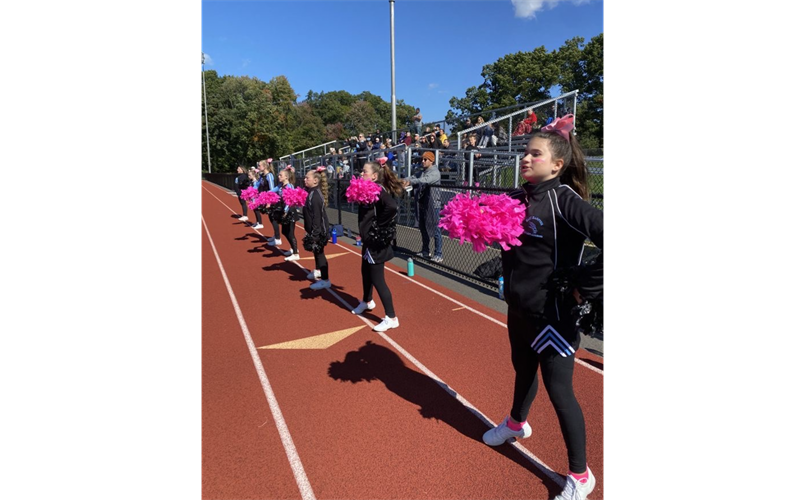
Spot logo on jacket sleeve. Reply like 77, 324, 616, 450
523, 216, 544, 238
531, 325, 575, 357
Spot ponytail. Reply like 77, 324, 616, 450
366, 161, 404, 198
531, 130, 590, 201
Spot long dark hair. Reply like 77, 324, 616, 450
365, 161, 404, 198
530, 130, 589, 200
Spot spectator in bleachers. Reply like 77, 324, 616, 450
402, 151, 444, 263
411, 108, 423, 135
462, 134, 482, 181
478, 117, 494, 147
493, 122, 509, 146
372, 136, 382, 150
514, 108, 538, 136
355, 133, 369, 170
403, 131, 412, 146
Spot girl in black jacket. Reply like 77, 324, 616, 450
303, 167, 331, 290
352, 160, 405, 333
234, 166, 250, 222
277, 166, 300, 262
482, 115, 602, 500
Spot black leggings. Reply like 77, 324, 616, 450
253, 210, 262, 224
507, 306, 586, 473
314, 250, 329, 280
239, 198, 248, 216
281, 222, 297, 254
271, 219, 281, 240
361, 258, 395, 318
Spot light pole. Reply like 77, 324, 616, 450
202, 52, 212, 174
389, 0, 396, 138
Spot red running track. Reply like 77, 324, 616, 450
202, 181, 604, 499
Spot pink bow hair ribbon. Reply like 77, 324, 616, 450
267, 158, 273, 163
540, 114, 575, 142
376, 157, 387, 165
316, 166, 326, 173
285, 165, 295, 172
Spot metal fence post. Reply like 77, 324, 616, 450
469, 153, 474, 186
435, 149, 440, 170
406, 146, 412, 178
514, 154, 520, 188
508, 116, 512, 153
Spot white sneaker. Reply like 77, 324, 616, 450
309, 279, 331, 290
238, 216, 249, 221
552, 468, 596, 500
306, 270, 321, 281
253, 223, 264, 229
274, 238, 282, 245
351, 300, 376, 315
285, 254, 300, 262
373, 316, 399, 332
483, 416, 532, 446
266, 238, 276, 246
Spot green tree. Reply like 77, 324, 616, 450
482, 47, 559, 108
557, 34, 603, 147
289, 102, 326, 152
306, 90, 355, 126
344, 100, 379, 137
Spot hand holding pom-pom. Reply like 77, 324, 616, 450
282, 186, 308, 208
345, 177, 382, 205
248, 191, 280, 211
240, 186, 259, 202
438, 192, 526, 253
365, 222, 396, 250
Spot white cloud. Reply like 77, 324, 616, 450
242, 59, 251, 68
512, 0, 564, 19
202, 53, 213, 65
428, 83, 439, 89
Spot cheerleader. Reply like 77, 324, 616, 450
352, 159, 404, 332
234, 166, 250, 222
257, 159, 282, 246
482, 115, 602, 500
248, 168, 263, 229
303, 167, 331, 290
278, 165, 300, 262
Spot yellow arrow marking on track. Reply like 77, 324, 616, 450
257, 325, 366, 350
299, 252, 350, 261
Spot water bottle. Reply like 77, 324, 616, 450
407, 258, 415, 277
331, 227, 337, 244
498, 276, 505, 300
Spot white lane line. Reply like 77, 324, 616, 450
202, 183, 566, 486
203, 181, 602, 376
201, 214, 316, 500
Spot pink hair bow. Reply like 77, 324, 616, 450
285, 165, 295, 172
316, 166, 326, 173
376, 157, 387, 165
540, 114, 575, 142
267, 158, 273, 163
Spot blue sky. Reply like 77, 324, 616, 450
202, 0, 602, 124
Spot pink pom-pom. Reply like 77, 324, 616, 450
248, 190, 280, 210
345, 176, 382, 204
282, 186, 308, 207
240, 186, 259, 201
438, 192, 526, 252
